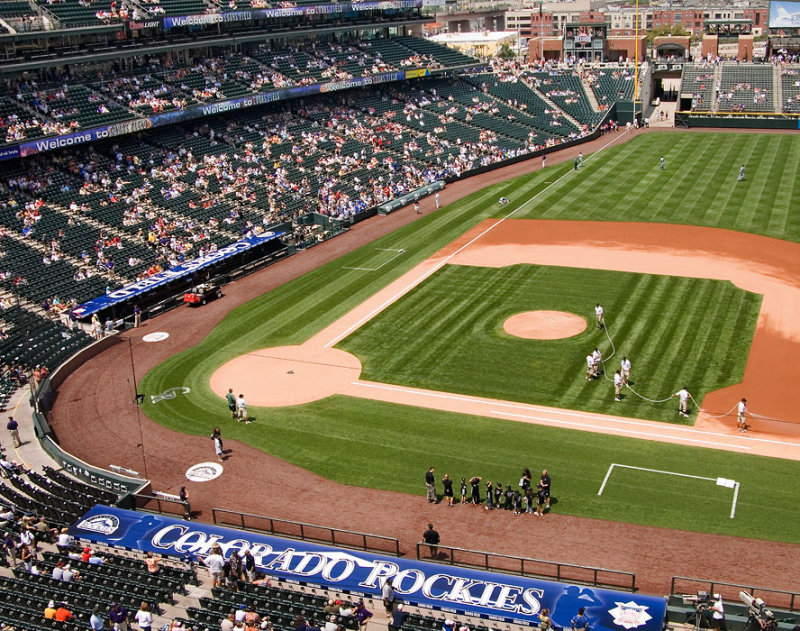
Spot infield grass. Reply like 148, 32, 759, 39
337, 264, 761, 423
140, 131, 800, 543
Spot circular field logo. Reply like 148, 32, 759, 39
142, 332, 170, 343
185, 462, 223, 482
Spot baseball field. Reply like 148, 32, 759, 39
138, 131, 800, 545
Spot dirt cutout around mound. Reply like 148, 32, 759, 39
504, 311, 587, 340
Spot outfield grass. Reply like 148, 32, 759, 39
337, 264, 761, 423
140, 132, 800, 543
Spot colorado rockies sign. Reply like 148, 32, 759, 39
70, 507, 665, 629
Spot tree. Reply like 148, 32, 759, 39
497, 42, 516, 59
646, 24, 689, 45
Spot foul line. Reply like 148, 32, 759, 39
597, 463, 740, 518
343, 248, 406, 272
493, 410, 751, 450
324, 130, 633, 349
245, 351, 356, 371
350, 382, 800, 450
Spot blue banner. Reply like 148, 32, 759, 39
73, 230, 283, 317
161, 0, 422, 26
70, 506, 666, 630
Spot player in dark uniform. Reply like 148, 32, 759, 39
494, 482, 503, 509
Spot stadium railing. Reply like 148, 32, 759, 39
212, 507, 401, 556
132, 492, 191, 519
416, 543, 636, 592
670, 576, 800, 612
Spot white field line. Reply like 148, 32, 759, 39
731, 482, 740, 519
492, 410, 752, 450
343, 248, 406, 272
323, 130, 633, 349
598, 463, 616, 495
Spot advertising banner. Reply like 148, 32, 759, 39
162, 0, 422, 27
70, 506, 666, 630
73, 230, 283, 317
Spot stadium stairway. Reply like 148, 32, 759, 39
580, 75, 601, 112
711, 66, 723, 113
526, 82, 583, 130
774, 66, 783, 112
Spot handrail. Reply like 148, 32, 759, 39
416, 543, 636, 592
212, 508, 400, 556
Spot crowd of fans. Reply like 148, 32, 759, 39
0, 55, 638, 378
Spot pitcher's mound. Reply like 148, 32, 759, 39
504, 311, 586, 340
210, 346, 361, 407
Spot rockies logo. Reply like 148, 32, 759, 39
150, 387, 191, 404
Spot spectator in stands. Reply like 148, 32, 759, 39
109, 602, 130, 631
324, 616, 338, 631
6, 416, 20, 448
354, 601, 372, 630
571, 607, 590, 631
18, 543, 32, 571
62, 564, 79, 582
389, 604, 407, 631
242, 548, 256, 582
90, 605, 105, 631
1, 531, 15, 567
44, 600, 57, 619
228, 549, 243, 581
56, 528, 74, 553
135, 602, 153, 631
221, 613, 236, 631
145, 551, 161, 574
381, 578, 395, 615
34, 516, 57, 543
201, 545, 225, 588
224, 561, 239, 591
51, 560, 66, 580
55, 601, 74, 622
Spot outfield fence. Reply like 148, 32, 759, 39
212, 508, 401, 556
671, 576, 800, 612
415, 543, 636, 592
